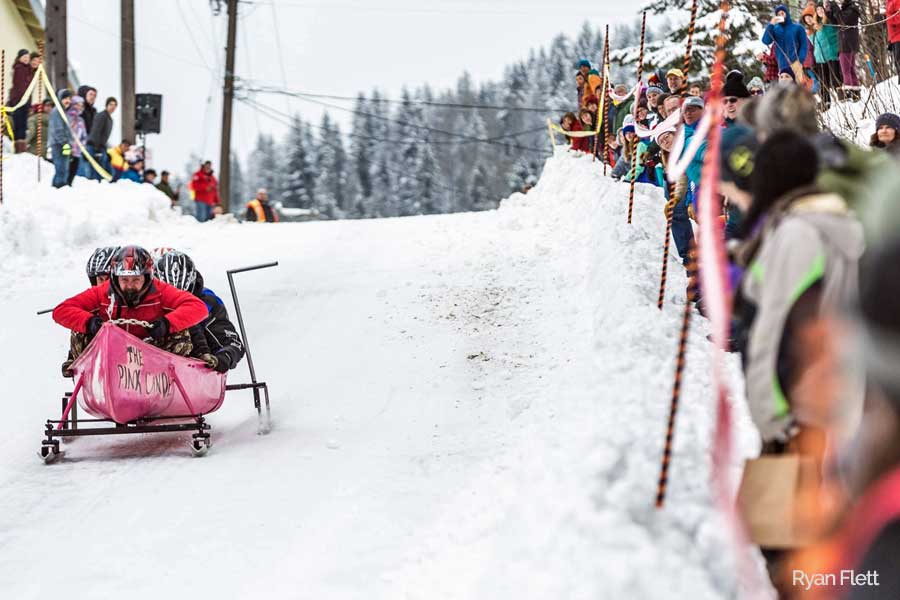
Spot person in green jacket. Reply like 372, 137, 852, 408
611, 84, 634, 135
156, 170, 181, 208
813, 4, 841, 93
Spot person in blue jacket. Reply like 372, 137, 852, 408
762, 5, 808, 80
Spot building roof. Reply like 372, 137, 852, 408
10, 0, 44, 49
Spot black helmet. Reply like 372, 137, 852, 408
85, 246, 121, 285
110, 245, 154, 306
155, 251, 198, 292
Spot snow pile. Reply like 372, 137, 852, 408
823, 78, 900, 146
387, 149, 766, 599
0, 154, 188, 275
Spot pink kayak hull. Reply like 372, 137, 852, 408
70, 324, 227, 423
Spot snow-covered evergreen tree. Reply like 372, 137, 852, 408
314, 112, 348, 219
229, 153, 247, 212
248, 134, 283, 205
347, 94, 374, 217
281, 117, 317, 209
612, 1, 768, 80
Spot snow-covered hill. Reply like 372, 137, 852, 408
0, 152, 768, 599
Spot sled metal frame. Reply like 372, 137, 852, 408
226, 262, 278, 433
41, 377, 212, 460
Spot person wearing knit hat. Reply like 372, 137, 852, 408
871, 113, 900, 156
747, 76, 765, 96
723, 70, 751, 128
719, 124, 759, 238
733, 128, 863, 446
778, 67, 797, 83
576, 59, 592, 78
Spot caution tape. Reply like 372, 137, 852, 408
38, 67, 112, 181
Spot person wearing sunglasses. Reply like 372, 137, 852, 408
747, 77, 765, 97
722, 70, 752, 128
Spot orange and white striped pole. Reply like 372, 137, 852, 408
626, 11, 647, 224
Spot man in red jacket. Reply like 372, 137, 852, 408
190, 160, 221, 223
53, 246, 208, 375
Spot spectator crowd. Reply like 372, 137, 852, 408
560, 3, 900, 597
1, 47, 268, 224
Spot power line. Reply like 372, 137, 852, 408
238, 96, 461, 196
239, 88, 550, 153
67, 13, 216, 74
241, 84, 573, 113
267, 0, 293, 115
243, 96, 548, 147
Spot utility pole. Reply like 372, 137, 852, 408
218, 0, 238, 213
121, 0, 136, 143
45, 0, 69, 91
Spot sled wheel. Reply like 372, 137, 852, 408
190, 437, 210, 457
39, 442, 62, 464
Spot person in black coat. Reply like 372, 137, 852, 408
155, 251, 245, 373
86, 97, 118, 181
76, 85, 97, 133
826, 0, 861, 87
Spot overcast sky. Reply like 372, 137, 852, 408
67, 0, 639, 180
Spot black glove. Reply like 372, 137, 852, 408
213, 351, 232, 373
148, 318, 170, 342
86, 316, 104, 337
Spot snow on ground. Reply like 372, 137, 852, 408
0, 152, 768, 598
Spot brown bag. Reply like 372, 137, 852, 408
736, 454, 820, 549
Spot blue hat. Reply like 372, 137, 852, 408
576, 59, 592, 69
647, 86, 664, 96
622, 124, 636, 135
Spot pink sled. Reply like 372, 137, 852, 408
65, 323, 227, 424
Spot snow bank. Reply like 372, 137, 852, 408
0, 154, 191, 276
388, 150, 768, 599
823, 78, 900, 146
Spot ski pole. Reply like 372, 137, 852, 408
627, 11, 647, 224
656, 242, 698, 508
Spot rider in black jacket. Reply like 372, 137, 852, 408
154, 251, 245, 373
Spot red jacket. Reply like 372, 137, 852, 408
889, 0, 900, 44
53, 279, 208, 340
8, 62, 34, 105
191, 169, 220, 206
568, 121, 591, 153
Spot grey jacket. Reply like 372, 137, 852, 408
740, 192, 865, 442
48, 108, 72, 147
